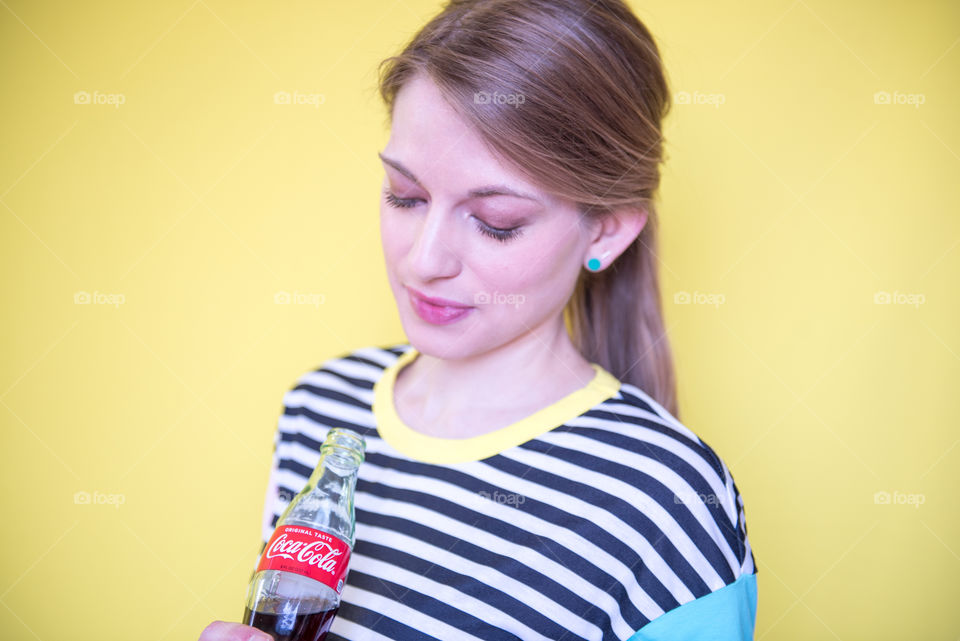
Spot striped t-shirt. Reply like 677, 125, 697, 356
259, 343, 758, 640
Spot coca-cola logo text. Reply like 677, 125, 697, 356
265, 532, 343, 574
257, 525, 351, 593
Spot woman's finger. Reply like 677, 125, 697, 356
198, 620, 273, 641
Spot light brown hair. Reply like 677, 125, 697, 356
377, 0, 679, 418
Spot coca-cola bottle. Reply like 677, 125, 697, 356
243, 427, 365, 641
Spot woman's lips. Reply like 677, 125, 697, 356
406, 288, 475, 325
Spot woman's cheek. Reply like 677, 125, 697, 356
380, 209, 408, 254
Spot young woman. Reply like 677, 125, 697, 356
202, 0, 757, 639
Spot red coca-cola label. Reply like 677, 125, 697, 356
257, 525, 351, 594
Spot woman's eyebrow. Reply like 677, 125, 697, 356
377, 152, 542, 203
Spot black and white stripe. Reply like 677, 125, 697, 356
260, 344, 756, 640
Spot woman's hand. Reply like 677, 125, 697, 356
198, 620, 274, 641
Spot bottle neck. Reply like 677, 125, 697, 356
310, 448, 361, 481
317, 428, 365, 473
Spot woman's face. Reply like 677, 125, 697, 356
379, 73, 599, 359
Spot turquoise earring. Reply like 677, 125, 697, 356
586, 250, 612, 272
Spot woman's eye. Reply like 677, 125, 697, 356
473, 218, 524, 243
384, 188, 523, 243
383, 189, 421, 208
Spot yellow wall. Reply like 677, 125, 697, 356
1, 1, 957, 639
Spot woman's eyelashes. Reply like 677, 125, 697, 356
473, 218, 524, 243
382, 188, 524, 243
383, 190, 420, 209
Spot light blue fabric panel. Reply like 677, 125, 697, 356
628, 572, 758, 641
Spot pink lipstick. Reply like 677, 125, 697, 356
406, 287, 475, 325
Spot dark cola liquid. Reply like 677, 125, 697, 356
242, 601, 339, 641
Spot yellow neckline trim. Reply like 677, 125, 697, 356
372, 347, 621, 464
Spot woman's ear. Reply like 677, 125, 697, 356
585, 206, 648, 269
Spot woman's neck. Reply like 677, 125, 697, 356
392, 330, 596, 439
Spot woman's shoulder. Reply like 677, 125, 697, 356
286, 342, 411, 394
276, 343, 409, 434
539, 380, 756, 577
587, 385, 758, 638
573, 380, 734, 491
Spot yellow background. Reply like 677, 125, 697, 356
1, 1, 957, 639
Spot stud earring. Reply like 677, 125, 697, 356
586, 250, 612, 272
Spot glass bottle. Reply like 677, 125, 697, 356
243, 428, 365, 641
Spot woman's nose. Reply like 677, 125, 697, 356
407, 205, 461, 281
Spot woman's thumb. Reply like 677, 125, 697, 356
199, 620, 274, 641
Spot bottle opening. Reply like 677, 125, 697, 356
320, 428, 366, 466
